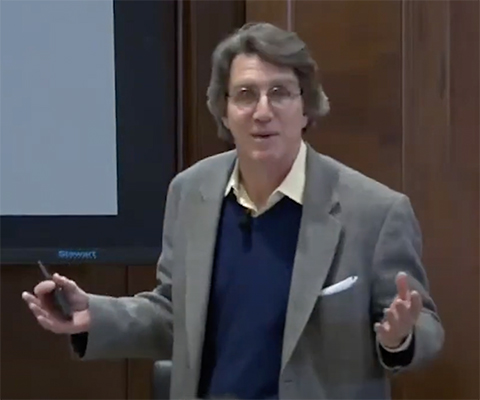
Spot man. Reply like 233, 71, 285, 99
22, 22, 444, 399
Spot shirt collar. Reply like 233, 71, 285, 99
224, 140, 307, 205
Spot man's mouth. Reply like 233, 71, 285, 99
251, 132, 278, 139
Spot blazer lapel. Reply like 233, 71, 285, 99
184, 152, 236, 374
281, 146, 343, 371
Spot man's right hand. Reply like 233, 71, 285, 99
22, 274, 91, 335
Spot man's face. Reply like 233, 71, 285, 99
222, 53, 308, 164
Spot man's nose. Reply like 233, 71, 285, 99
253, 94, 273, 121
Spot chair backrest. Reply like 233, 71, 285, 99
152, 360, 172, 400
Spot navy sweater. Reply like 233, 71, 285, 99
197, 193, 302, 399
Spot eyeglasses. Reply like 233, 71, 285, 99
227, 85, 302, 110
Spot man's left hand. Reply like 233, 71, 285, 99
374, 272, 423, 349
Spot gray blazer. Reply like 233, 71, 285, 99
80, 145, 444, 399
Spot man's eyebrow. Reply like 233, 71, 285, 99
229, 77, 299, 90
269, 77, 299, 86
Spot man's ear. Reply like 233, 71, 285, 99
302, 114, 308, 129
222, 116, 230, 130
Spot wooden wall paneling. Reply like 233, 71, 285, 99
247, 0, 404, 189
401, 0, 479, 399
293, 0, 404, 190
182, 0, 246, 167
447, 6, 480, 397
448, 0, 480, 308
1, 264, 128, 399
246, 0, 291, 30
126, 266, 158, 400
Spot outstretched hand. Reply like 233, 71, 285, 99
22, 273, 91, 335
375, 272, 422, 349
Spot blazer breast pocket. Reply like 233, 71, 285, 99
316, 275, 365, 323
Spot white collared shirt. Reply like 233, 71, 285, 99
224, 141, 307, 217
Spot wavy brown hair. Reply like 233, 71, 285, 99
206, 22, 330, 143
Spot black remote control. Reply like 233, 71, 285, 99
37, 261, 73, 321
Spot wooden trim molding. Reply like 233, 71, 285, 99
180, 0, 245, 168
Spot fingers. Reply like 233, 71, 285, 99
37, 315, 60, 333
374, 321, 388, 333
395, 272, 410, 301
394, 297, 410, 323
410, 290, 423, 318
376, 274, 424, 348
388, 296, 418, 327
23, 290, 51, 318
52, 274, 78, 293
33, 280, 56, 297
22, 291, 48, 319
31, 273, 78, 295
374, 322, 384, 334
385, 307, 400, 333
378, 291, 422, 342
374, 321, 391, 339
22, 291, 41, 307
22, 291, 58, 330
22, 276, 82, 334
22, 291, 69, 334
28, 302, 49, 319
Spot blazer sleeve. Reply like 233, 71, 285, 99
370, 195, 445, 372
71, 176, 180, 361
